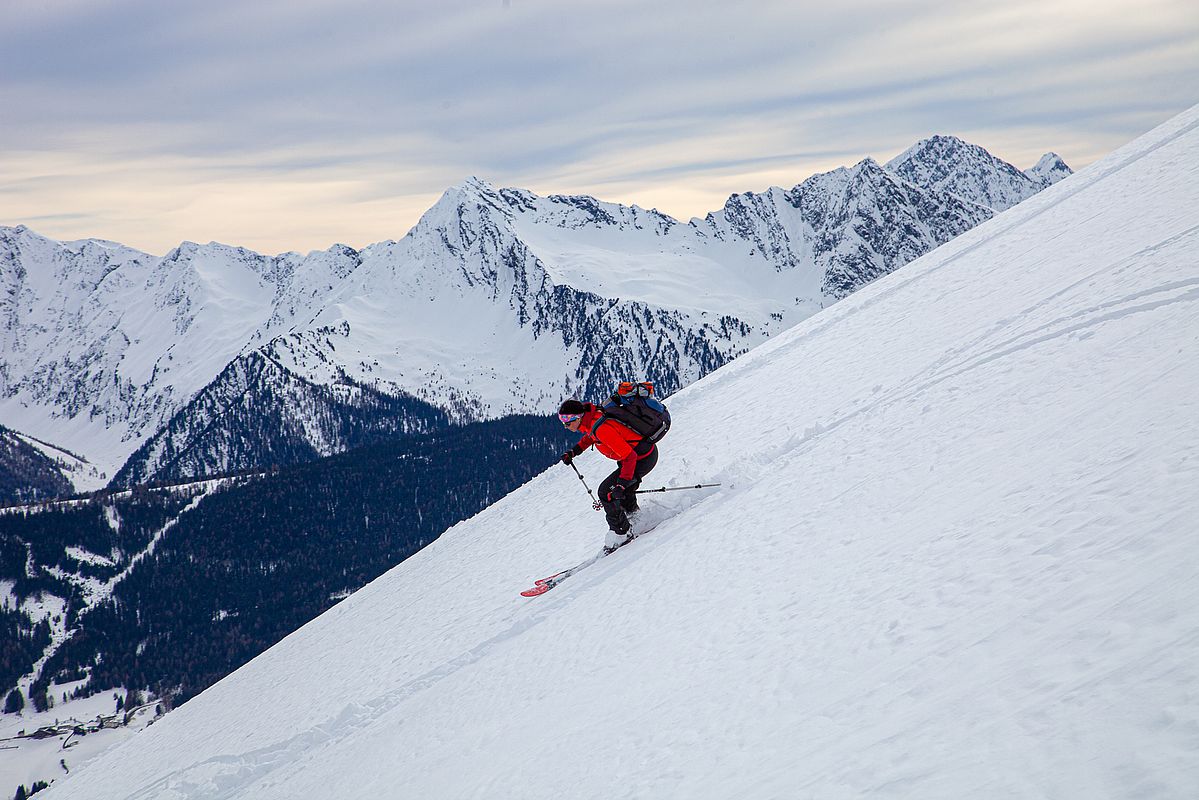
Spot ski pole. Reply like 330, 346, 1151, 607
570, 462, 603, 511
635, 483, 721, 494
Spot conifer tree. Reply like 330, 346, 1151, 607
4, 688, 24, 714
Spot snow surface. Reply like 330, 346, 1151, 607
509, 208, 810, 317
0, 686, 158, 796
38, 106, 1199, 798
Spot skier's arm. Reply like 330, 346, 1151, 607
616, 454, 638, 482
561, 434, 596, 465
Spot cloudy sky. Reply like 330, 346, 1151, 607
2, 0, 1196, 255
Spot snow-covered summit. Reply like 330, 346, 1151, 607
886, 133, 1050, 211
1, 135, 1070, 487
43, 106, 1199, 799
701, 155, 996, 297
1026, 151, 1073, 187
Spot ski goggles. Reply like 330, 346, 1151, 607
558, 412, 584, 426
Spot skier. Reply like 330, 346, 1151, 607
557, 398, 659, 552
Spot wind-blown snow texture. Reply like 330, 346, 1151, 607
1, 137, 1066, 486
40, 108, 1198, 798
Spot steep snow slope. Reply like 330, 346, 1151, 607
40, 106, 1199, 799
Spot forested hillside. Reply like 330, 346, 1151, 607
0, 426, 73, 505
6, 414, 570, 709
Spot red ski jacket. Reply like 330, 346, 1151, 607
574, 405, 654, 481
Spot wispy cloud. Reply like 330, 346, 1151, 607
1, 0, 1196, 253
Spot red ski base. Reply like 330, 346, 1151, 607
520, 511, 687, 597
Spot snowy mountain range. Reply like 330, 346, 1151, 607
32, 105, 1198, 799
0, 136, 1069, 490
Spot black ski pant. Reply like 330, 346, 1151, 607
598, 446, 658, 535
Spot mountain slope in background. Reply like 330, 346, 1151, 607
12, 415, 567, 707
108, 352, 451, 488
0, 138, 1069, 489
0, 413, 571, 797
40, 108, 1197, 799
0, 426, 74, 504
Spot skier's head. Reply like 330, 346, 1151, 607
558, 399, 588, 430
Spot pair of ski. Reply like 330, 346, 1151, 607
519, 531, 641, 597
521, 483, 719, 597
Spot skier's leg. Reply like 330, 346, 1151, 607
597, 468, 631, 536
623, 447, 658, 512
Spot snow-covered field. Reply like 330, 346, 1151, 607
0, 685, 158, 797
36, 106, 1199, 798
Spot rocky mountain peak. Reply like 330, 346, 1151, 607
1026, 152, 1073, 187
1, 132, 1068, 490
886, 134, 1045, 212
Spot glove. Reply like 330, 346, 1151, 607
607, 483, 628, 503
560, 450, 574, 465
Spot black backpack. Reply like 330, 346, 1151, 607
598, 382, 671, 452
